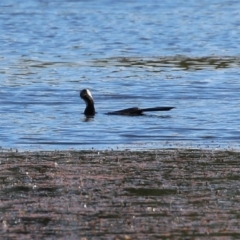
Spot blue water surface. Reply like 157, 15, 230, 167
1, 0, 240, 150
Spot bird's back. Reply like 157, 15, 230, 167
107, 107, 175, 116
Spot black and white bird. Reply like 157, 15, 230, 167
80, 89, 175, 117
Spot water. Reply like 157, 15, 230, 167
1, 0, 240, 150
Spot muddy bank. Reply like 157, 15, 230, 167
0, 149, 240, 239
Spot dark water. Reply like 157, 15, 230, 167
1, 0, 240, 150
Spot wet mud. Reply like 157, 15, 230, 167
0, 149, 240, 239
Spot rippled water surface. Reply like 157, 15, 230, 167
1, 0, 240, 150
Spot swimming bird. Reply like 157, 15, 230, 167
80, 89, 175, 117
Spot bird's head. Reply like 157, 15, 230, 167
80, 89, 94, 104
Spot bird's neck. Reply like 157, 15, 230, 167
84, 99, 95, 116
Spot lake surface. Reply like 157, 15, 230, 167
1, 0, 240, 151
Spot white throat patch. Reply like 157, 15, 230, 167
86, 89, 93, 99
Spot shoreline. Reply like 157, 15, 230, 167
0, 148, 240, 238
1, 145, 240, 151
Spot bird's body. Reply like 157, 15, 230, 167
80, 89, 175, 117
107, 107, 174, 116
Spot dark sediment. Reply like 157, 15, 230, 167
0, 149, 240, 239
